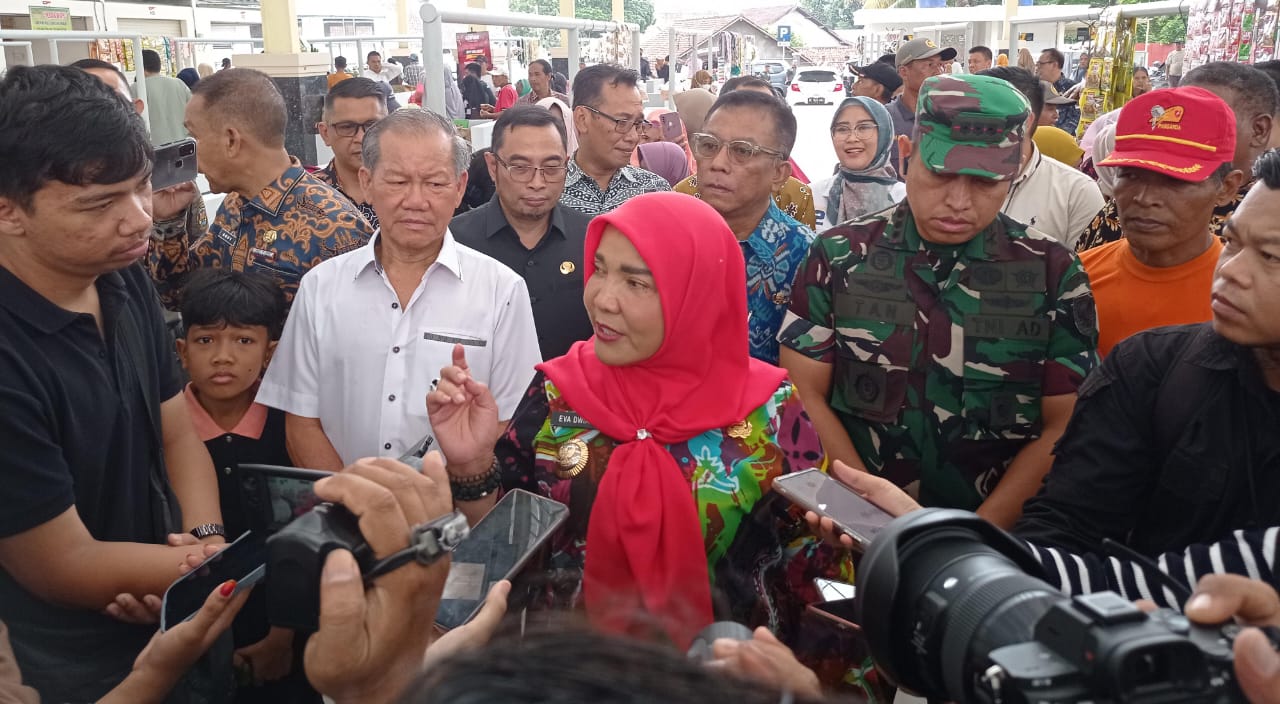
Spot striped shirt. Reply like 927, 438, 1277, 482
1032, 527, 1279, 609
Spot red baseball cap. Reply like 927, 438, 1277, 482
1099, 86, 1236, 182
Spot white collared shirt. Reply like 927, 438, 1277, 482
362, 62, 403, 85
257, 230, 541, 465
1002, 145, 1105, 250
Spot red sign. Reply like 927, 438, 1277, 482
456, 31, 493, 77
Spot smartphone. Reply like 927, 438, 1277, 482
806, 597, 861, 632
814, 577, 856, 602
151, 138, 198, 191
773, 468, 893, 548
238, 464, 332, 535
161, 531, 266, 631
660, 112, 684, 141
434, 489, 569, 631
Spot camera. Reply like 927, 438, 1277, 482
266, 503, 376, 632
854, 509, 1267, 703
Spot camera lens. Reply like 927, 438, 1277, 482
856, 509, 1063, 701
180, 144, 195, 157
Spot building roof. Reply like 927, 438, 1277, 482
640, 14, 777, 62
740, 4, 850, 46
793, 46, 857, 66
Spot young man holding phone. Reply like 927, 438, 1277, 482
0, 65, 225, 703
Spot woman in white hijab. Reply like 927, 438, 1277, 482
536, 96, 578, 156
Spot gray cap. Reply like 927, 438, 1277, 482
895, 38, 958, 68
1041, 79, 1074, 105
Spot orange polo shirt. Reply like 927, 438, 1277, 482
1080, 237, 1221, 357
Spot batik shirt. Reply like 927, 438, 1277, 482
738, 202, 816, 364
495, 372, 851, 640
559, 159, 671, 215
779, 202, 1099, 511
1076, 179, 1251, 253
312, 160, 379, 230
148, 161, 372, 309
1053, 75, 1081, 136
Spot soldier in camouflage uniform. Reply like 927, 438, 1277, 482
778, 74, 1099, 528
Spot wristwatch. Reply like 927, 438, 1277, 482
189, 523, 226, 540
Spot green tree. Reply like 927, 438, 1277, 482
800, 0, 860, 29
509, 0, 561, 45
625, 0, 655, 32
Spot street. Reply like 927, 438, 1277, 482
787, 100, 841, 187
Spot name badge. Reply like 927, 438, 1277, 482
214, 227, 237, 248
552, 411, 593, 429
250, 247, 278, 264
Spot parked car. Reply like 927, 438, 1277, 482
790, 68, 843, 106
749, 60, 789, 98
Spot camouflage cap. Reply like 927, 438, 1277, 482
913, 74, 1031, 181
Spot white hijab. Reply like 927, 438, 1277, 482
536, 96, 578, 156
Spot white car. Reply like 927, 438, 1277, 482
790, 68, 843, 106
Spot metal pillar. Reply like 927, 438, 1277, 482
421, 2, 447, 116
567, 28, 580, 82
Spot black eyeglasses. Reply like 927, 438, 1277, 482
328, 119, 380, 137
689, 133, 787, 165
492, 154, 569, 183
579, 105, 650, 134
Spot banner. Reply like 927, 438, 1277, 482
29, 5, 72, 31
456, 31, 493, 77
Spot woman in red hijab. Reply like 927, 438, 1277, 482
428, 192, 851, 652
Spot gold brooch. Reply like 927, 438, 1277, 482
560, 261, 575, 275
260, 229, 278, 246
727, 419, 752, 439
555, 438, 589, 478
772, 291, 789, 305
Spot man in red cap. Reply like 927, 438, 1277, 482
1077, 86, 1245, 357
1015, 146, 1280, 558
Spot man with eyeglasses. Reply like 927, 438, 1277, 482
684, 90, 813, 364
148, 69, 372, 310
1035, 48, 1079, 135
451, 105, 594, 359
560, 64, 670, 215
780, 74, 1097, 529
315, 77, 387, 228
259, 109, 540, 471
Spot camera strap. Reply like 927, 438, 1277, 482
363, 511, 470, 581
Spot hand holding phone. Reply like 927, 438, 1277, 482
434, 489, 569, 630
773, 468, 894, 548
161, 531, 266, 631
660, 112, 684, 142
151, 138, 199, 191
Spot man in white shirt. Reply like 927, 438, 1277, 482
1167, 42, 1185, 87
362, 50, 403, 88
982, 67, 1103, 249
258, 109, 541, 469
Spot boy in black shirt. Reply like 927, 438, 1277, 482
177, 270, 313, 702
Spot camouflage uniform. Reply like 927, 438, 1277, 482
778, 75, 1099, 510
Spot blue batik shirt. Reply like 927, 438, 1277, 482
742, 201, 815, 364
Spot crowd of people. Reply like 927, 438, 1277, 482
0, 34, 1279, 704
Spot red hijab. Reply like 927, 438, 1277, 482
538, 192, 787, 648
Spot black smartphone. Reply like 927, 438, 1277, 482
151, 138, 198, 191
160, 531, 266, 631
773, 468, 894, 548
239, 464, 332, 535
806, 597, 861, 632
434, 489, 569, 631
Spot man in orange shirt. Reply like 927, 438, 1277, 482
1080, 87, 1245, 356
